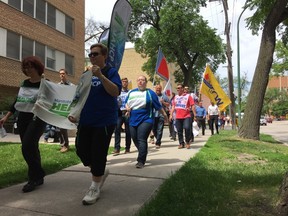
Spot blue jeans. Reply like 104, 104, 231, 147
175, 118, 191, 146
129, 122, 153, 164
152, 116, 165, 146
114, 114, 131, 151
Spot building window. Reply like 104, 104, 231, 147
6, 31, 20, 60
7, 1, 74, 37
8, 0, 21, 10
65, 54, 74, 75
47, 4, 56, 28
22, 37, 34, 59
36, 0, 46, 23
65, 15, 74, 37
23, 0, 34, 17
46, 47, 55, 69
35, 42, 46, 65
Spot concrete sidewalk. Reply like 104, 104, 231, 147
0, 128, 209, 216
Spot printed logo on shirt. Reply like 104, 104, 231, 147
119, 91, 129, 110
127, 91, 147, 110
91, 76, 102, 87
175, 95, 189, 110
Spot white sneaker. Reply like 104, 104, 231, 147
82, 186, 100, 205
100, 169, 109, 189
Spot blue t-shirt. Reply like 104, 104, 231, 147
125, 88, 162, 127
79, 67, 122, 127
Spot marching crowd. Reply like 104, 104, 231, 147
0, 42, 225, 205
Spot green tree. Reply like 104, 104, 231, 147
271, 40, 288, 76
128, 0, 226, 87
263, 88, 288, 116
220, 73, 251, 99
238, 0, 288, 140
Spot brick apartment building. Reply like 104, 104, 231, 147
119, 48, 177, 91
267, 76, 288, 91
0, 0, 85, 108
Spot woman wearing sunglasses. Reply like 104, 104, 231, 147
68, 43, 121, 205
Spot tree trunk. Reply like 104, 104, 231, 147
277, 172, 288, 215
238, 27, 275, 139
238, 0, 288, 140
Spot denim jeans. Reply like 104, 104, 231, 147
129, 122, 153, 164
152, 116, 165, 146
114, 114, 131, 151
175, 118, 191, 146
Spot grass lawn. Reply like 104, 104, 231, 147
136, 130, 288, 216
0, 142, 115, 189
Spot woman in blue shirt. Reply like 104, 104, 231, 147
69, 43, 121, 205
125, 76, 168, 168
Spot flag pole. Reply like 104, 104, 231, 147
153, 46, 160, 86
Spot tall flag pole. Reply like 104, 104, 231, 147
200, 64, 231, 111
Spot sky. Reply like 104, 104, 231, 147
85, 0, 261, 82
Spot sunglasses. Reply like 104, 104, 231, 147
88, 52, 101, 58
177, 87, 182, 89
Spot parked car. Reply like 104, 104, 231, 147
260, 117, 267, 126
265, 117, 272, 123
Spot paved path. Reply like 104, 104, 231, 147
0, 121, 286, 216
0, 127, 209, 216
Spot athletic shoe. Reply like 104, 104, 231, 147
135, 162, 144, 169
99, 169, 109, 189
22, 178, 44, 193
82, 186, 100, 205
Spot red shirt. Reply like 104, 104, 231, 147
172, 93, 194, 119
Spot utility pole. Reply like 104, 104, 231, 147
237, 4, 249, 126
222, 0, 236, 129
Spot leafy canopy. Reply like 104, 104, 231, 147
128, 0, 225, 87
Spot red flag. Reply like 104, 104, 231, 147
163, 79, 172, 99
155, 47, 169, 81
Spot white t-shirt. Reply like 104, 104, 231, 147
208, 105, 219, 116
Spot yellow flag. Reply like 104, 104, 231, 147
200, 65, 231, 111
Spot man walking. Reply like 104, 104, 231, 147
207, 101, 220, 135
152, 84, 170, 149
170, 84, 196, 149
195, 101, 206, 135
113, 77, 131, 155
58, 69, 73, 153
